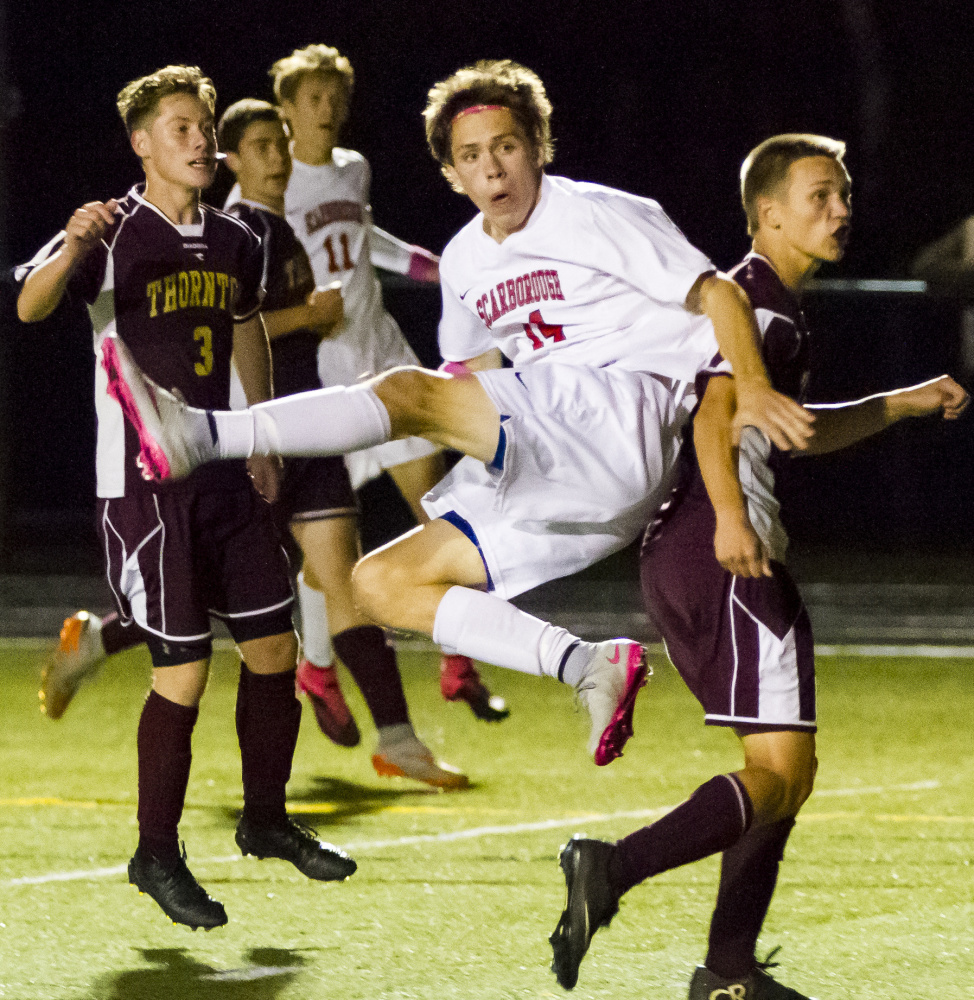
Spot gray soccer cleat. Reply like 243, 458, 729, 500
40, 611, 106, 719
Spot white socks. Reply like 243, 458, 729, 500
212, 384, 392, 459
297, 572, 334, 667
432, 586, 583, 681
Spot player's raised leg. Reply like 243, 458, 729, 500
352, 518, 646, 764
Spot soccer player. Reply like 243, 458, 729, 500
547, 135, 968, 998
267, 44, 506, 721
40, 98, 470, 790
16, 67, 356, 929
100, 60, 816, 767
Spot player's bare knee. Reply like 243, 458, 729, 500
371, 368, 443, 438
351, 550, 404, 625
241, 630, 299, 674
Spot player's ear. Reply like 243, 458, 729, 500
442, 162, 464, 193
130, 128, 150, 160
758, 195, 783, 232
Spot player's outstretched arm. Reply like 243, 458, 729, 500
262, 282, 343, 341
370, 226, 440, 284
694, 374, 771, 578
688, 273, 815, 452
17, 200, 118, 322
803, 375, 970, 455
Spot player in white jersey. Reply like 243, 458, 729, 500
104, 60, 815, 766
266, 44, 507, 723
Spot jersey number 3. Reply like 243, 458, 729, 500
194, 326, 213, 376
523, 310, 565, 351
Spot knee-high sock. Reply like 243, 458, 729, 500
236, 664, 300, 828
101, 612, 146, 656
705, 817, 796, 979
607, 774, 753, 897
297, 572, 334, 666
213, 384, 392, 459
332, 626, 410, 729
137, 690, 198, 863
432, 586, 585, 679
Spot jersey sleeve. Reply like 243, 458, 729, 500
232, 224, 266, 322
438, 267, 495, 362
582, 194, 713, 307
14, 230, 108, 305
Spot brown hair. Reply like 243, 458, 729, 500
424, 59, 553, 176
116, 65, 216, 135
217, 99, 284, 154
269, 44, 354, 105
741, 133, 847, 235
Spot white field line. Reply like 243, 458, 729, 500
1, 779, 940, 889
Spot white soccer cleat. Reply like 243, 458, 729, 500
40, 612, 107, 719
371, 730, 469, 791
574, 639, 649, 766
100, 334, 217, 482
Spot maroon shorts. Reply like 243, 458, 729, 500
275, 456, 357, 527
98, 479, 294, 666
641, 524, 816, 733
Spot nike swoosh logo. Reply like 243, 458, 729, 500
608, 645, 620, 664
459, 288, 474, 300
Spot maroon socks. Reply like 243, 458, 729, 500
608, 774, 753, 897
332, 626, 410, 729
236, 664, 300, 829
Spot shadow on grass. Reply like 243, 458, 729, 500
218, 775, 464, 829
91, 947, 309, 1000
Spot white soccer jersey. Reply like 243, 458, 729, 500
283, 149, 417, 387
438, 174, 719, 380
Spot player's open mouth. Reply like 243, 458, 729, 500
491, 192, 509, 204
189, 158, 214, 168
833, 225, 850, 245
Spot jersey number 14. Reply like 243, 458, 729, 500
523, 310, 565, 351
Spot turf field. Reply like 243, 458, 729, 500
0, 642, 972, 1000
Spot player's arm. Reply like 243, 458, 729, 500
693, 375, 771, 578
687, 273, 815, 452
910, 222, 974, 291
439, 348, 504, 377
233, 314, 280, 502
801, 375, 969, 455
261, 281, 343, 341
17, 200, 117, 322
371, 226, 440, 284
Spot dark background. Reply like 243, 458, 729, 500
0, 0, 973, 575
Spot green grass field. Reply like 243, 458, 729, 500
0, 642, 972, 1000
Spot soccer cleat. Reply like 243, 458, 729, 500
295, 660, 361, 747
128, 844, 228, 929
235, 814, 357, 880
372, 732, 470, 791
40, 611, 106, 719
574, 639, 649, 765
688, 955, 817, 1000
549, 836, 619, 990
100, 333, 217, 483
440, 654, 510, 722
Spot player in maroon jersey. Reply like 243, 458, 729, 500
16, 66, 355, 930
547, 135, 968, 998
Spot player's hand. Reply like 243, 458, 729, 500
63, 200, 118, 261
733, 378, 815, 451
890, 375, 970, 421
714, 508, 771, 578
247, 454, 282, 504
306, 282, 343, 338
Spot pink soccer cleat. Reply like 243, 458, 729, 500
574, 640, 649, 766
100, 334, 217, 483
440, 654, 510, 722
295, 660, 360, 748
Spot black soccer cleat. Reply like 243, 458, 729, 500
688, 957, 817, 1000
128, 844, 228, 930
235, 815, 357, 881
549, 836, 619, 990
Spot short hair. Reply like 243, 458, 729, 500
424, 59, 554, 174
217, 99, 284, 154
269, 44, 354, 106
116, 65, 216, 136
740, 133, 847, 236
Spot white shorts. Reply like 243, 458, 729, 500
422, 364, 693, 599
318, 311, 437, 489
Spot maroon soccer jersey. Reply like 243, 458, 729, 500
18, 185, 264, 496
226, 200, 323, 398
